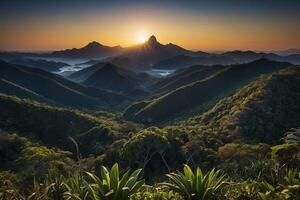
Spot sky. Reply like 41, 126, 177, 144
0, 0, 299, 51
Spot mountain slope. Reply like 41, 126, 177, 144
50, 41, 123, 59
0, 93, 118, 155
0, 79, 53, 104
150, 65, 225, 93
0, 60, 127, 109
124, 59, 292, 123
182, 66, 300, 143
68, 62, 108, 82
83, 63, 142, 93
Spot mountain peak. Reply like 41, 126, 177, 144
147, 35, 158, 44
84, 41, 102, 48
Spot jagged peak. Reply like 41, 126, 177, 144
84, 41, 102, 48
147, 35, 159, 45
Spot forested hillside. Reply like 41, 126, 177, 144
124, 59, 292, 124
0, 93, 139, 156
174, 67, 300, 143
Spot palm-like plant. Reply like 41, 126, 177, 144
284, 169, 300, 185
86, 163, 144, 200
161, 165, 227, 200
63, 173, 90, 200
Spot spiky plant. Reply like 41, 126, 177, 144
161, 165, 227, 200
63, 173, 90, 200
284, 169, 300, 185
86, 163, 144, 200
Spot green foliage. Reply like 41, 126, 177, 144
179, 67, 300, 144
161, 165, 227, 200
122, 127, 170, 172
63, 173, 90, 200
217, 143, 271, 176
0, 132, 31, 169
15, 146, 74, 181
86, 163, 144, 200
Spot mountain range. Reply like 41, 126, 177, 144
124, 59, 293, 123
50, 41, 123, 59
43, 36, 300, 71
154, 51, 300, 70
2, 36, 299, 73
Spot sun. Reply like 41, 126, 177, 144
135, 30, 148, 43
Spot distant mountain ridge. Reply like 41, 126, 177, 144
50, 41, 123, 58
267, 48, 300, 55
47, 37, 300, 71
9, 58, 69, 72
154, 50, 300, 70
2, 36, 299, 72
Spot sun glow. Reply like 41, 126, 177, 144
135, 30, 148, 43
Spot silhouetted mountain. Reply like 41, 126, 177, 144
0, 60, 127, 109
50, 41, 123, 58
9, 58, 69, 72
83, 63, 144, 93
124, 59, 293, 124
268, 48, 300, 56
181, 66, 300, 143
153, 51, 300, 70
222, 51, 300, 64
107, 35, 197, 70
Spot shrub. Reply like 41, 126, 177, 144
161, 165, 227, 200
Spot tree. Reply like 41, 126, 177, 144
122, 127, 170, 173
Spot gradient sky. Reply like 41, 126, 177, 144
0, 0, 299, 51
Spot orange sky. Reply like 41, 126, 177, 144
1, 1, 299, 51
